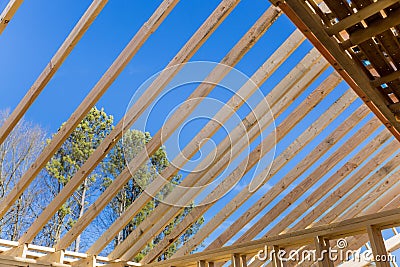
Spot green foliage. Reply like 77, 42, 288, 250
102, 129, 204, 261
36, 106, 203, 257
37, 107, 114, 248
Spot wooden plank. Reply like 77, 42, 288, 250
19, 0, 240, 245
0, 0, 108, 145
88, 28, 305, 256
141, 49, 326, 264
371, 69, 400, 88
179, 84, 355, 256
325, 0, 399, 35
340, 172, 400, 220
234, 117, 383, 245
367, 225, 390, 267
0, 255, 70, 267
266, 129, 392, 236
142, 207, 400, 267
316, 153, 400, 226
118, 68, 336, 261
314, 237, 333, 267
341, 7, 400, 49
0, 0, 23, 35
291, 138, 400, 231
272, 246, 282, 267
231, 254, 241, 267
0, 0, 180, 222
56, 4, 281, 252
277, 0, 400, 140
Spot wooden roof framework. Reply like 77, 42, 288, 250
0, 0, 400, 266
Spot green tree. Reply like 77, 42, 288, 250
37, 107, 113, 250
101, 129, 204, 261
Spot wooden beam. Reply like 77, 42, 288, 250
367, 225, 390, 267
340, 172, 400, 221
235, 117, 382, 244
278, 0, 400, 141
325, 0, 399, 35
314, 237, 333, 267
19, 0, 239, 245
89, 28, 305, 256
231, 254, 241, 267
141, 48, 326, 264
272, 246, 282, 267
370, 69, 400, 88
291, 137, 399, 231
0, 0, 179, 222
0, 0, 23, 35
38, 250, 65, 265
205, 104, 369, 251
317, 153, 400, 226
266, 128, 392, 236
341, 7, 400, 49
179, 83, 355, 256
0, 254, 70, 267
0, 0, 108, 145
71, 255, 96, 267
1, 243, 27, 258
133, 61, 332, 262
58, 4, 281, 252
142, 207, 400, 267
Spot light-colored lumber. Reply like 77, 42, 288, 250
314, 236, 333, 267
19, 0, 240, 245
172, 83, 354, 258
141, 48, 326, 264
290, 137, 400, 232
266, 129, 392, 236
234, 118, 383, 244
142, 207, 400, 267
117, 65, 336, 261
276, 0, 400, 141
38, 250, 65, 265
88, 28, 306, 256
339, 172, 400, 221
136, 58, 331, 262
0, 0, 179, 222
70, 255, 96, 267
1, 243, 27, 258
0, 0, 23, 35
367, 225, 390, 267
325, 0, 399, 36
204, 104, 370, 252
0, 0, 108, 145
285, 161, 400, 267
232, 254, 241, 267
316, 153, 400, 226
56, 4, 281, 251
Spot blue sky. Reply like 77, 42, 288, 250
1, 0, 399, 264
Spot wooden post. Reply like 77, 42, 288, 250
272, 245, 282, 267
314, 236, 333, 267
241, 255, 248, 267
1, 243, 27, 257
198, 260, 206, 267
39, 249, 65, 264
232, 254, 241, 267
367, 225, 391, 267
